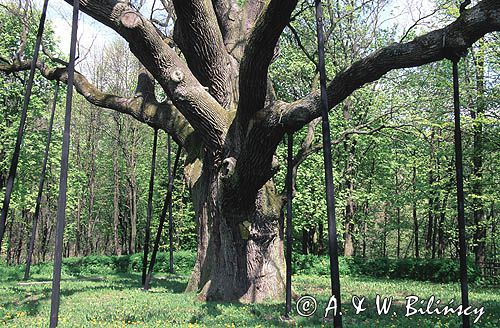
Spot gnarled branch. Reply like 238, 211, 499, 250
63, 0, 228, 152
279, 0, 500, 130
0, 58, 194, 147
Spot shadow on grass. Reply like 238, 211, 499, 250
0, 272, 188, 321
188, 300, 288, 326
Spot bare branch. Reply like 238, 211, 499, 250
400, 6, 442, 43
286, 23, 317, 67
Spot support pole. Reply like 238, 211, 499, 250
0, 0, 50, 253
315, 1, 343, 326
49, 0, 79, 326
142, 129, 159, 286
284, 133, 293, 318
144, 144, 182, 290
24, 82, 59, 280
167, 135, 174, 274
452, 59, 470, 328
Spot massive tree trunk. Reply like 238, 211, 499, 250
1, 0, 498, 302
183, 155, 286, 302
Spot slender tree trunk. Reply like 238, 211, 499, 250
437, 190, 449, 258
472, 41, 486, 267
6, 215, 14, 265
318, 221, 324, 255
113, 146, 121, 256
396, 207, 401, 258
426, 132, 435, 251
361, 158, 374, 258
86, 109, 98, 256
301, 228, 309, 255
15, 212, 24, 265
395, 171, 401, 258
412, 165, 419, 258
74, 133, 82, 256
124, 126, 139, 254
382, 205, 387, 257
343, 137, 356, 257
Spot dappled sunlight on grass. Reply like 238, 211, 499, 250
0, 270, 498, 327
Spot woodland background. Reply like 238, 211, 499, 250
0, 0, 498, 278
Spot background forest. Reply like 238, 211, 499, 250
0, 0, 498, 279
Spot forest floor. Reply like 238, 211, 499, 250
0, 267, 498, 327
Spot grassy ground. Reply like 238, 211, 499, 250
0, 268, 498, 327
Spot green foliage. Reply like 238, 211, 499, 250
128, 250, 195, 275
292, 253, 482, 284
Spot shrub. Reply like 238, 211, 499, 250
292, 254, 480, 284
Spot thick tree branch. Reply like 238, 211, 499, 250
279, 0, 500, 130
211, 0, 241, 48
0, 58, 194, 147
237, 0, 298, 121
173, 0, 233, 108
64, 0, 228, 152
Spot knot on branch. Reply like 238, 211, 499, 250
170, 69, 184, 83
221, 157, 237, 179
120, 11, 141, 29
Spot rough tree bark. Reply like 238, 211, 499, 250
1, 0, 499, 302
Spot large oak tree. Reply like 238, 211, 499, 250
1, 0, 499, 302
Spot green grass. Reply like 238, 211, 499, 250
0, 264, 498, 327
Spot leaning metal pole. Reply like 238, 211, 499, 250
452, 58, 470, 328
142, 129, 159, 286
315, 0, 343, 326
144, 144, 182, 290
49, 0, 79, 326
0, 0, 50, 253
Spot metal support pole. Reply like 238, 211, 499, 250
452, 59, 470, 328
144, 144, 182, 290
167, 136, 174, 274
142, 129, 158, 286
49, 0, 79, 326
315, 0, 343, 326
284, 133, 293, 318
